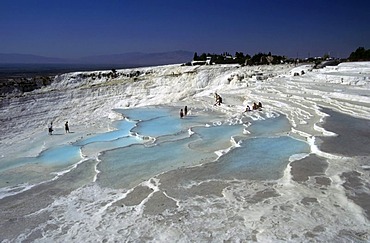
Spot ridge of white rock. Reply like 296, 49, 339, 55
1, 62, 369, 154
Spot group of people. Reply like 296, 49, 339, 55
245, 102, 263, 112
179, 106, 188, 118
48, 121, 70, 135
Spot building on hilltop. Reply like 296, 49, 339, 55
191, 56, 212, 66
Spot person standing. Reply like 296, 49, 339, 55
184, 106, 188, 116
65, 121, 70, 133
180, 109, 184, 118
214, 92, 220, 106
48, 122, 53, 135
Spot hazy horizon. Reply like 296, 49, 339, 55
2, 0, 370, 59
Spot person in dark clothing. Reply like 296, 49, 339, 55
214, 92, 222, 106
48, 122, 53, 135
65, 121, 70, 133
218, 96, 222, 105
180, 109, 184, 118
184, 106, 188, 116
252, 102, 258, 110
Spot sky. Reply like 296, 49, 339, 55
1, 0, 370, 59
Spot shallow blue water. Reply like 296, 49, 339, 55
97, 135, 217, 188
0, 144, 81, 172
215, 136, 309, 180
190, 124, 245, 153
0, 106, 310, 193
81, 136, 142, 157
133, 115, 183, 137
247, 114, 291, 137
76, 119, 136, 146
117, 107, 172, 121
96, 107, 309, 188
0, 115, 142, 189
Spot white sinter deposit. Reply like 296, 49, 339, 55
0, 61, 370, 242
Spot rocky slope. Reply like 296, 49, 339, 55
1, 62, 369, 150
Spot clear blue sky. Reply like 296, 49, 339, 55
1, 0, 369, 59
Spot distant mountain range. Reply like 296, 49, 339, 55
0, 51, 194, 66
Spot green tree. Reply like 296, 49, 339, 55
193, 52, 198, 61
349, 47, 370, 61
199, 53, 207, 61
235, 52, 244, 59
